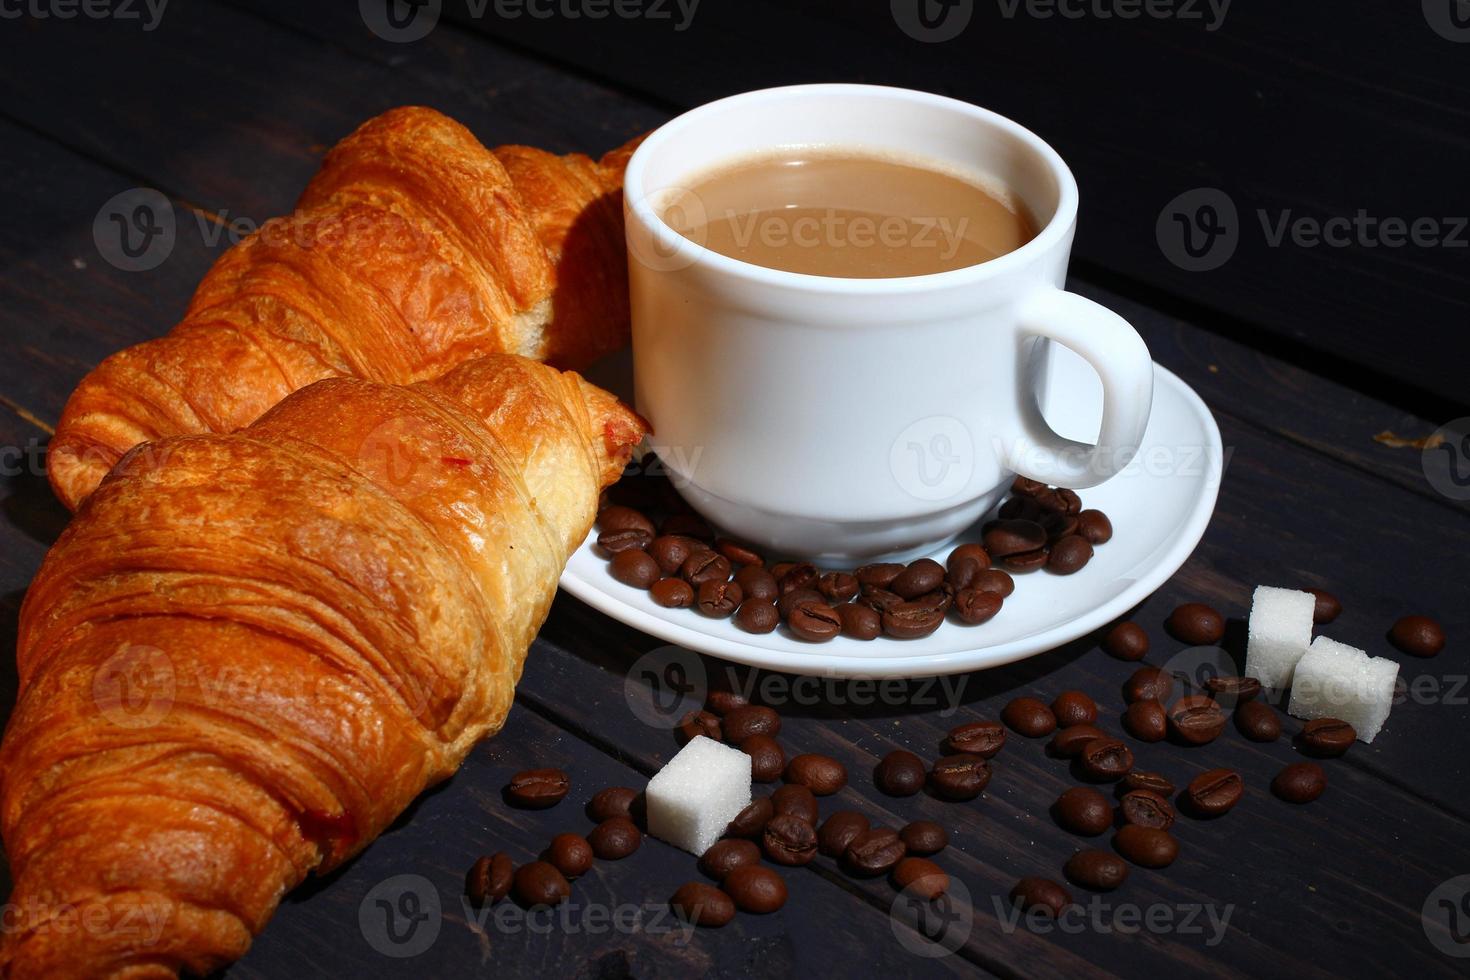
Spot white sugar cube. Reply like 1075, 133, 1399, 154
645, 736, 751, 856
1288, 635, 1399, 743
1245, 586, 1317, 688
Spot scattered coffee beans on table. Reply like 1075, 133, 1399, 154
1388, 614, 1446, 658
1002, 697, 1058, 737
874, 750, 927, 797
505, 768, 570, 809
1054, 786, 1114, 836
723, 866, 789, 913
1113, 825, 1179, 868
1102, 621, 1150, 661
671, 882, 736, 927
1272, 762, 1327, 804
1010, 877, 1073, 916
466, 853, 514, 908
1165, 602, 1226, 645
1183, 769, 1245, 818
1298, 718, 1356, 757
1234, 700, 1282, 742
1064, 850, 1130, 892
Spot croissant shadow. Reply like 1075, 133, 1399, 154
0, 439, 69, 549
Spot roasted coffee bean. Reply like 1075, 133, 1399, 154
785, 754, 847, 795
1002, 697, 1057, 737
715, 538, 763, 567
778, 587, 825, 619
740, 734, 785, 783
513, 861, 570, 908
1124, 666, 1173, 704
970, 568, 1015, 597
929, 754, 992, 801
854, 562, 905, 588
874, 750, 927, 797
1034, 487, 1082, 514
844, 828, 907, 876
946, 720, 1006, 758
1040, 510, 1080, 543
1102, 621, 1149, 661
677, 710, 722, 744
1004, 549, 1050, 573
1054, 786, 1113, 836
696, 579, 743, 618
723, 866, 788, 914
762, 814, 818, 866
999, 495, 1043, 521
466, 852, 514, 907
1169, 695, 1227, 745
734, 565, 780, 603
789, 600, 843, 642
588, 817, 642, 859
837, 602, 882, 640
1119, 789, 1175, 830
858, 585, 905, 613
598, 505, 656, 536
1123, 770, 1176, 796
1113, 825, 1179, 868
1077, 509, 1113, 545
680, 550, 732, 587
817, 571, 860, 602
587, 786, 639, 823
947, 542, 992, 577
1122, 700, 1168, 742
723, 705, 781, 742
1184, 768, 1244, 817
651, 577, 695, 608
1165, 602, 1226, 645
725, 796, 774, 839
1204, 675, 1262, 704
1390, 615, 1446, 658
670, 881, 736, 927
1010, 877, 1072, 917
947, 557, 983, 591
1012, 476, 1047, 496
734, 598, 780, 634
909, 586, 954, 616
648, 534, 700, 575
597, 527, 652, 555
1065, 850, 1129, 892
893, 857, 949, 900
769, 562, 797, 581
778, 562, 819, 594
953, 588, 1004, 625
1307, 587, 1342, 624
1050, 723, 1106, 758
662, 513, 713, 541
1273, 762, 1327, 804
1047, 535, 1094, 574
882, 601, 945, 639
506, 768, 569, 809
705, 689, 749, 716
899, 820, 949, 856
771, 784, 819, 824
983, 518, 1048, 558
1234, 700, 1281, 742
1051, 691, 1098, 728
1299, 718, 1356, 757
609, 549, 661, 589
546, 833, 594, 878
891, 559, 945, 599
1078, 738, 1134, 781
817, 811, 870, 858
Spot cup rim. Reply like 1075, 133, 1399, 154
624, 83, 1079, 294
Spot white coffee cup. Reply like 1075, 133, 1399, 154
624, 84, 1153, 563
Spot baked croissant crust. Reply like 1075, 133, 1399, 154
48, 106, 642, 512
0, 354, 645, 978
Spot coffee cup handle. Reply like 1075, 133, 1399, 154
1009, 288, 1154, 489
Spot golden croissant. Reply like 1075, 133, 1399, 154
48, 106, 642, 512
0, 354, 645, 977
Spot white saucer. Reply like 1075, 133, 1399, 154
560, 352, 1222, 678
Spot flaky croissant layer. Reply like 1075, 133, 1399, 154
49, 106, 642, 512
0, 354, 645, 978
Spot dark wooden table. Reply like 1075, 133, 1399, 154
1, 4, 1467, 978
